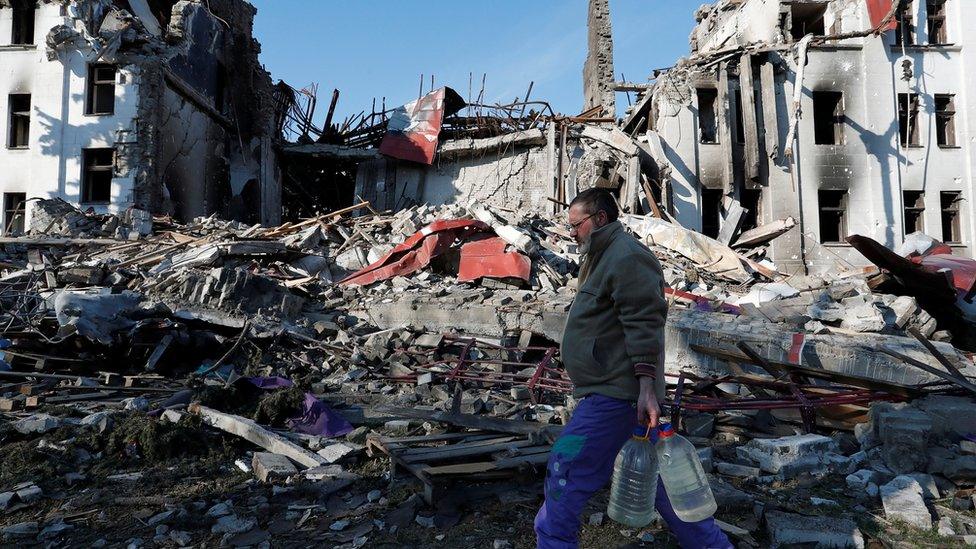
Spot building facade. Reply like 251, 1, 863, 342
646, 0, 975, 275
0, 0, 280, 234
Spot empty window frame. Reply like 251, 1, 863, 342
86, 64, 117, 115
11, 1, 36, 45
898, 93, 921, 147
819, 190, 848, 243
2, 193, 26, 235
740, 188, 762, 233
81, 148, 114, 204
791, 3, 827, 40
733, 90, 745, 144
941, 191, 962, 243
701, 188, 723, 238
935, 94, 956, 147
926, 0, 948, 45
813, 91, 844, 145
903, 191, 925, 234
895, 3, 915, 46
7, 94, 30, 149
697, 88, 718, 144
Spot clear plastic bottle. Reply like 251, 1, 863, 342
655, 422, 717, 523
607, 426, 659, 527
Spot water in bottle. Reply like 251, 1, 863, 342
655, 422, 717, 522
607, 425, 659, 527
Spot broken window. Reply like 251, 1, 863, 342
895, 3, 915, 46
2, 193, 26, 235
935, 94, 956, 147
740, 188, 762, 232
697, 88, 718, 144
903, 191, 925, 233
898, 93, 920, 148
11, 1, 36, 45
81, 148, 114, 204
701, 188, 723, 238
86, 64, 117, 115
791, 3, 827, 40
812, 91, 844, 145
926, 0, 948, 45
7, 94, 30, 149
818, 190, 847, 243
941, 191, 962, 243
733, 90, 745, 144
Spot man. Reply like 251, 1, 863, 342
534, 188, 731, 549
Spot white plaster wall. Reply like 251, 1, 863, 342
0, 4, 140, 230
656, 0, 976, 275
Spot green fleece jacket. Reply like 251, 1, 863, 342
561, 220, 668, 402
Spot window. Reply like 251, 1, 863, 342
2, 193, 26, 235
935, 94, 956, 147
812, 91, 844, 145
733, 90, 745, 144
819, 190, 848, 243
701, 188, 723, 238
904, 191, 925, 234
898, 93, 920, 147
740, 188, 762, 232
81, 148, 114, 204
86, 64, 117, 115
697, 88, 718, 144
941, 191, 962, 243
11, 1, 36, 45
895, 4, 915, 46
926, 0, 948, 45
791, 3, 827, 40
7, 94, 30, 149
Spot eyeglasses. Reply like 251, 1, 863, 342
568, 212, 598, 234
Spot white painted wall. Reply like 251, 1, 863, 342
655, 0, 976, 275
0, 3, 141, 231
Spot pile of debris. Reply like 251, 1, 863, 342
0, 197, 973, 547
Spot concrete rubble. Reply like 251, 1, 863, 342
0, 0, 974, 547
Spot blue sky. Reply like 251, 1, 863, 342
250, 1, 704, 126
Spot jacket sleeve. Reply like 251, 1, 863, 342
608, 251, 668, 379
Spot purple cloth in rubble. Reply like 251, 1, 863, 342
246, 376, 295, 390
287, 393, 353, 437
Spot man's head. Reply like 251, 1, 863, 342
568, 188, 619, 245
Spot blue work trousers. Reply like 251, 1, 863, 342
534, 394, 733, 549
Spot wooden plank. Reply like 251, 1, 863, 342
908, 328, 967, 381
375, 405, 562, 439
717, 199, 745, 245
423, 450, 551, 476
718, 63, 734, 193
190, 404, 326, 468
739, 53, 760, 181
879, 348, 976, 396
401, 438, 530, 464
732, 217, 796, 248
144, 334, 173, 372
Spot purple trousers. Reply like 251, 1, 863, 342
534, 394, 733, 549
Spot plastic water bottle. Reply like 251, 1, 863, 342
656, 422, 717, 522
607, 426, 659, 527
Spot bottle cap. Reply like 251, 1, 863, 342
658, 422, 675, 439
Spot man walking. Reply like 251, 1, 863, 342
534, 188, 731, 549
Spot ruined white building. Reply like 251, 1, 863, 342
635, 0, 976, 275
0, 0, 280, 234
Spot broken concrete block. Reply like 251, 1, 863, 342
889, 296, 919, 328
916, 396, 976, 437
736, 433, 838, 476
960, 439, 976, 455
211, 514, 256, 535
384, 420, 411, 435
846, 469, 881, 492
317, 442, 363, 464
251, 452, 297, 483
765, 510, 864, 548
907, 473, 940, 500
716, 462, 759, 478
588, 512, 604, 526
876, 408, 931, 474
880, 476, 932, 529
943, 456, 976, 482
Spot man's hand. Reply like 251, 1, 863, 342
637, 376, 660, 428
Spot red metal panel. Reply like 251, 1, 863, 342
866, 0, 898, 32
456, 237, 531, 283
339, 219, 489, 286
379, 88, 447, 165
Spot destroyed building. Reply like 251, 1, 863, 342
637, 0, 976, 275
0, 0, 280, 234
